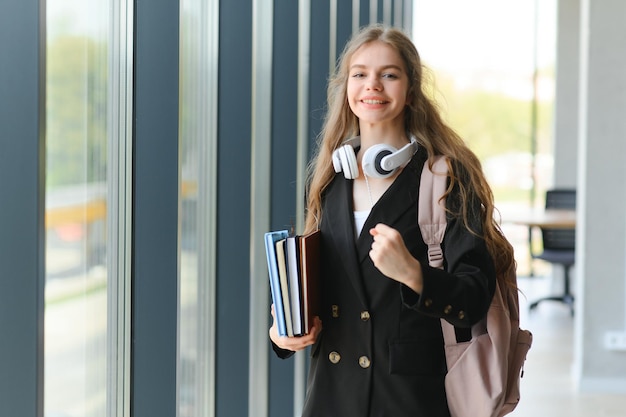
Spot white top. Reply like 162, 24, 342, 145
354, 210, 371, 238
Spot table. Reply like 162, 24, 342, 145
505, 208, 577, 276
505, 209, 577, 315
507, 209, 576, 229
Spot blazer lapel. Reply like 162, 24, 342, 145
355, 154, 424, 263
323, 175, 369, 308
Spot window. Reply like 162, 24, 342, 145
178, 1, 218, 416
413, 0, 556, 275
45, 0, 132, 416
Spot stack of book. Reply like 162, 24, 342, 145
264, 229, 320, 337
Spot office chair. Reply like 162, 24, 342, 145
543, 188, 577, 210
529, 189, 576, 316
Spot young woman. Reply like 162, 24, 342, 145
269, 23, 515, 417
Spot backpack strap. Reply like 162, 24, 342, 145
418, 156, 449, 269
418, 155, 459, 344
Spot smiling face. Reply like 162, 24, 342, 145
346, 40, 409, 132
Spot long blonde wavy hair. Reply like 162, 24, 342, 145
304, 24, 515, 284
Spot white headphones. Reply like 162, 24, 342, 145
332, 136, 419, 179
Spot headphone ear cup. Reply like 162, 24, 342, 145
362, 144, 396, 179
341, 145, 359, 179
332, 148, 343, 173
332, 144, 359, 179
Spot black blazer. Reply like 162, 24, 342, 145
277, 150, 496, 417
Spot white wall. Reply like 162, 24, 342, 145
565, 0, 626, 391
553, 0, 580, 188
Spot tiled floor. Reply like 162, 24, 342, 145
511, 274, 626, 417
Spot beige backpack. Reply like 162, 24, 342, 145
418, 156, 533, 417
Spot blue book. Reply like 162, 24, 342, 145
264, 230, 289, 336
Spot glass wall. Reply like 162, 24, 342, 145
413, 0, 556, 274
45, 0, 131, 416
414, 1, 556, 204
178, 1, 218, 416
